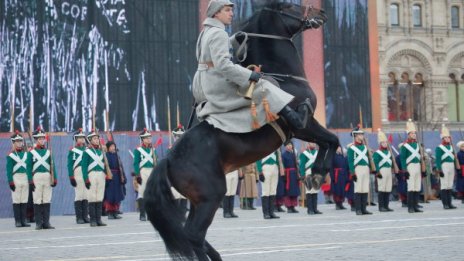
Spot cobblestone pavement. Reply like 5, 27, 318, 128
1, 200, 463, 261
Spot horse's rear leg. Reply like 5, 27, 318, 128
184, 201, 222, 261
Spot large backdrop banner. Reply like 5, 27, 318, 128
323, 0, 372, 129
0, 0, 199, 132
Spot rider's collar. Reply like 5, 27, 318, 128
203, 17, 226, 30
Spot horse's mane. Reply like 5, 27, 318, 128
235, 2, 301, 30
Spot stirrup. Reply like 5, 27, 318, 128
295, 98, 314, 127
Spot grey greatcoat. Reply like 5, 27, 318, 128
192, 18, 294, 133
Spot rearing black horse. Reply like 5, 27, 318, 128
144, 3, 339, 261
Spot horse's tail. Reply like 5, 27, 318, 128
144, 159, 193, 260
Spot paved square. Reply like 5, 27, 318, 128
1, 200, 462, 261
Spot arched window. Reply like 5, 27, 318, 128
412, 4, 422, 27
390, 4, 400, 26
451, 6, 460, 28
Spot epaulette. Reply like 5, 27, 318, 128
346, 143, 354, 148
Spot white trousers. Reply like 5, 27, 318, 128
87, 171, 106, 203
354, 165, 370, 193
305, 169, 319, 194
137, 168, 153, 199
377, 167, 393, 192
261, 164, 279, 196
11, 173, 29, 204
406, 163, 421, 192
33, 172, 53, 204
440, 162, 455, 190
74, 167, 88, 201
225, 170, 239, 196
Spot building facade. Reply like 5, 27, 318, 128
377, 0, 464, 131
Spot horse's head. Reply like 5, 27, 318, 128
241, 2, 328, 38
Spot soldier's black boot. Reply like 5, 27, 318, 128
262, 196, 271, 219
385, 193, 393, 211
34, 204, 43, 230
96, 202, 107, 226
361, 193, 372, 215
89, 202, 97, 227
313, 194, 322, 214
307, 194, 315, 215
278, 101, 310, 132
248, 198, 256, 210
42, 203, 55, 229
441, 190, 450, 209
378, 192, 387, 212
223, 196, 231, 218
75, 201, 85, 224
413, 192, 423, 213
13, 204, 22, 227
137, 198, 147, 221
229, 196, 239, 218
269, 196, 280, 219
19, 204, 31, 227
355, 193, 363, 215
448, 190, 457, 209
407, 192, 415, 213
82, 200, 90, 223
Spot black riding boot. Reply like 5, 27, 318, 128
414, 192, 423, 212
96, 202, 107, 226
268, 196, 280, 219
13, 204, 22, 227
42, 203, 55, 229
278, 99, 310, 132
137, 198, 147, 221
82, 200, 90, 223
229, 196, 238, 218
441, 190, 450, 209
361, 193, 372, 215
19, 203, 30, 227
34, 204, 43, 230
75, 201, 85, 224
313, 194, 322, 214
262, 196, 271, 219
307, 194, 315, 215
355, 193, 362, 215
223, 196, 231, 218
407, 192, 415, 213
448, 190, 457, 209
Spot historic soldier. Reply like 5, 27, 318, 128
373, 129, 394, 212
435, 124, 457, 209
28, 127, 57, 229
331, 146, 349, 210
347, 126, 373, 215
257, 150, 282, 219
171, 125, 188, 213
193, 0, 310, 135
104, 141, 126, 219
223, 170, 239, 218
282, 141, 300, 213
67, 128, 90, 224
299, 142, 322, 215
6, 131, 32, 227
400, 120, 424, 213
456, 141, 464, 203
133, 128, 157, 221
239, 163, 259, 210
81, 130, 108, 226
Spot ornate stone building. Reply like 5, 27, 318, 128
377, 0, 464, 130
